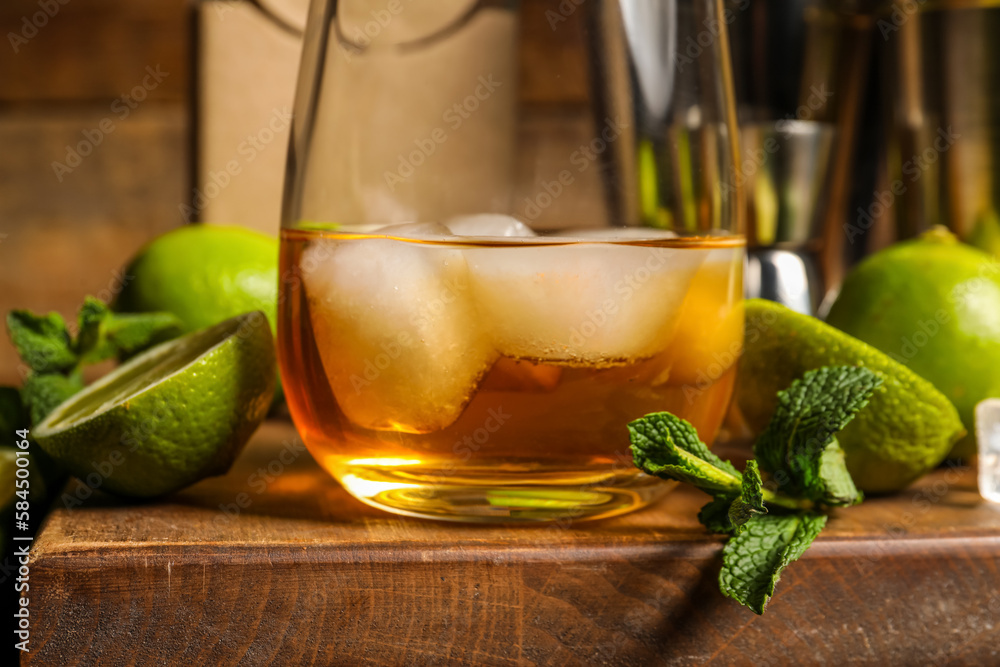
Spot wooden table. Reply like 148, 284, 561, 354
23, 422, 1000, 665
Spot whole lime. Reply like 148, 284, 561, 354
739, 300, 964, 493
827, 227, 1000, 459
115, 224, 278, 335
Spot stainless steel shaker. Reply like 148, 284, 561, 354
728, 0, 878, 313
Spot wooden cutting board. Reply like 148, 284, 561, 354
22, 422, 1000, 665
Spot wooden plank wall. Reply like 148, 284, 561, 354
0, 0, 190, 384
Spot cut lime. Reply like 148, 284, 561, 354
34, 312, 276, 498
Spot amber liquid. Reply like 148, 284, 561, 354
279, 228, 744, 522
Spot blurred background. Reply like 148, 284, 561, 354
0, 0, 189, 384
4, 0, 999, 385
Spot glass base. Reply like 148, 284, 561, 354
332, 463, 673, 523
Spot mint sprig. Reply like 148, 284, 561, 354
7, 310, 77, 373
629, 365, 881, 614
5, 297, 183, 426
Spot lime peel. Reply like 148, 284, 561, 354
34, 312, 276, 498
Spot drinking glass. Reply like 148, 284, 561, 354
279, 0, 745, 522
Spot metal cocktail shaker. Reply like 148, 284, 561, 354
728, 0, 877, 314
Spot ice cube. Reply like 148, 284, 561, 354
373, 222, 451, 238
301, 237, 496, 433
465, 242, 708, 364
977, 399, 1000, 503
553, 228, 678, 240
445, 214, 536, 238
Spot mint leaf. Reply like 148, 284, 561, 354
0, 387, 26, 435
753, 366, 880, 503
728, 460, 767, 534
6, 310, 77, 373
104, 311, 183, 360
75, 296, 112, 360
816, 438, 862, 506
719, 512, 827, 614
698, 494, 737, 534
75, 297, 182, 363
629, 412, 742, 493
22, 372, 83, 425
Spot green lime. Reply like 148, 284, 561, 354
738, 299, 965, 493
826, 227, 1000, 459
33, 312, 275, 498
114, 224, 278, 335
969, 210, 1000, 258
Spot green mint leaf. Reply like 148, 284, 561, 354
816, 438, 863, 506
753, 366, 881, 501
0, 387, 27, 436
104, 311, 184, 360
74, 297, 183, 363
698, 494, 737, 534
6, 310, 77, 373
22, 372, 84, 425
74, 296, 113, 360
629, 412, 742, 494
728, 460, 767, 534
719, 512, 827, 615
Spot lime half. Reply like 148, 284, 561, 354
34, 312, 276, 498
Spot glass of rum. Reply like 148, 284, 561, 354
279, 0, 745, 522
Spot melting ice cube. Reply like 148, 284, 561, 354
373, 222, 451, 238
465, 241, 708, 364
977, 399, 1000, 503
301, 236, 495, 433
445, 214, 536, 238
554, 228, 678, 240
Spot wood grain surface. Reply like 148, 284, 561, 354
1, 0, 188, 103
22, 422, 1000, 666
